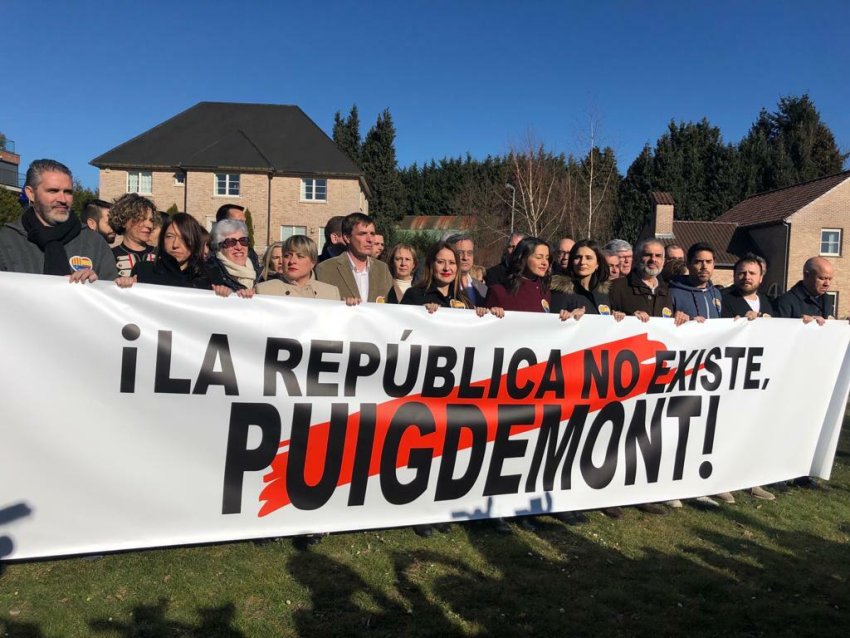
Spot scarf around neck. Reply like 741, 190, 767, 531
218, 252, 257, 289
21, 206, 82, 275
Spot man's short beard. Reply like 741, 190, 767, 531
636, 263, 662, 278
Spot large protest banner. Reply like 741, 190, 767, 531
1, 272, 849, 560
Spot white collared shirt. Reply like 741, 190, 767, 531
347, 252, 371, 300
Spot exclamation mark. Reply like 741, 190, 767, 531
698, 395, 719, 479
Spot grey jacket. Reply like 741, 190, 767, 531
0, 218, 118, 280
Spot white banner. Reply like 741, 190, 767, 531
1, 272, 849, 560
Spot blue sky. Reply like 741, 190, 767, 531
2, 0, 848, 189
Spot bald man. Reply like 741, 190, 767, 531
775, 256, 835, 325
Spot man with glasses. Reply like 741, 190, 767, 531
446, 233, 487, 306
553, 237, 575, 275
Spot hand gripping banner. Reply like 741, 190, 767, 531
1, 272, 849, 560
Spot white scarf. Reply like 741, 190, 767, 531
218, 253, 257, 289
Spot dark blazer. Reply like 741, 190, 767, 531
315, 252, 393, 302
721, 288, 776, 318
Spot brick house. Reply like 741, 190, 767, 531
91, 102, 369, 251
641, 171, 849, 316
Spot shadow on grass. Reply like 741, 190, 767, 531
286, 502, 850, 637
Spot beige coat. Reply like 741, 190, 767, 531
255, 276, 341, 301
315, 252, 393, 302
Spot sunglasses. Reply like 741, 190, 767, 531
219, 236, 249, 249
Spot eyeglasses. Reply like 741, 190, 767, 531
219, 236, 249, 249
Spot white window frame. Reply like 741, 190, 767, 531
174, 173, 185, 186
127, 171, 152, 195
214, 173, 240, 197
301, 177, 327, 202
280, 225, 307, 241
820, 228, 842, 256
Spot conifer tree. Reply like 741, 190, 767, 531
332, 105, 362, 167
360, 109, 405, 231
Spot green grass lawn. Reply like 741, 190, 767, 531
3, 415, 850, 638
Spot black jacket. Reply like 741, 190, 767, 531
132, 254, 213, 290
775, 281, 833, 319
400, 283, 470, 308
721, 288, 775, 318
550, 276, 613, 315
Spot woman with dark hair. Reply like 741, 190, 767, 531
386, 243, 418, 304
400, 241, 484, 314
114, 213, 212, 289
551, 239, 624, 320
484, 237, 553, 315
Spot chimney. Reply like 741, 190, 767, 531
649, 191, 674, 238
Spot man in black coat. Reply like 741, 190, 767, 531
775, 256, 835, 324
721, 254, 775, 319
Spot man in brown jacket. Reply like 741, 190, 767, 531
315, 212, 392, 303
609, 238, 672, 321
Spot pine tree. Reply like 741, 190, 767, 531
0, 186, 22, 224
166, 203, 179, 215
738, 94, 848, 197
616, 145, 654, 242
361, 109, 405, 232
244, 208, 255, 248
332, 105, 362, 167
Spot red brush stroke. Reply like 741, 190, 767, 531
259, 333, 671, 516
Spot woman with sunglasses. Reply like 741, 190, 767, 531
208, 219, 256, 298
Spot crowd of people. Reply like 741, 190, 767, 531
0, 158, 841, 539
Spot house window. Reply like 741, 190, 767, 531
301, 178, 327, 202
318, 226, 326, 252
820, 229, 842, 256
174, 173, 185, 186
215, 173, 240, 196
280, 225, 307, 241
127, 171, 152, 194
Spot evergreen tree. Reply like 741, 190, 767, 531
166, 203, 179, 215
738, 94, 848, 197
616, 145, 654, 242
244, 208, 255, 248
72, 180, 98, 216
0, 187, 22, 224
332, 105, 362, 167
361, 109, 405, 231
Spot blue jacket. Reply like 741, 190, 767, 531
668, 276, 722, 319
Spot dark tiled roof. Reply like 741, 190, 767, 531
649, 191, 675, 206
716, 171, 850, 226
91, 102, 362, 177
398, 216, 476, 231
661, 221, 751, 266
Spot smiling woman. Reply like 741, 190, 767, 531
400, 242, 472, 310
207, 219, 257, 298
110, 193, 158, 277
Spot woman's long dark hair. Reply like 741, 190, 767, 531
413, 241, 471, 307
156, 213, 207, 277
568, 239, 609, 291
507, 236, 552, 295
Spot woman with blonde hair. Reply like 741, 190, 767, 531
256, 235, 340, 300
259, 241, 284, 282
386, 243, 418, 303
